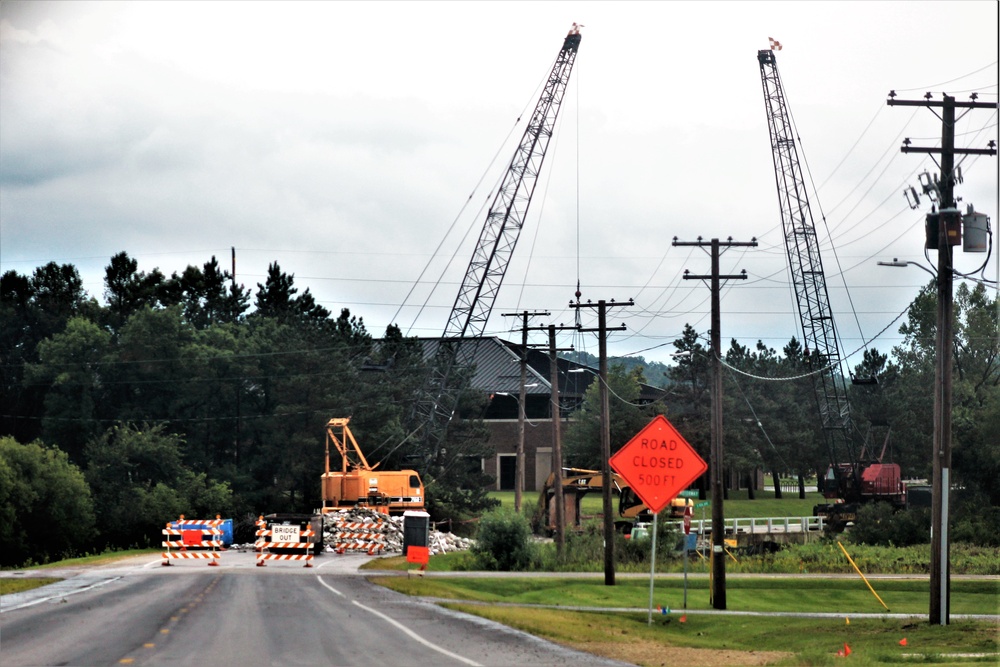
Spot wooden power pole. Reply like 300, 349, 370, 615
546, 323, 576, 555
887, 91, 996, 625
673, 236, 756, 610
501, 310, 549, 512
571, 298, 633, 586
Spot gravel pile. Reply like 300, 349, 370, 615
226, 508, 475, 557
321, 508, 475, 555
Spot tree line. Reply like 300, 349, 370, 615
2, 251, 998, 564
0, 252, 495, 565
559, 285, 999, 544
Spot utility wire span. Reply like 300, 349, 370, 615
718, 355, 835, 383
725, 365, 793, 473
891, 60, 999, 93
717, 301, 912, 384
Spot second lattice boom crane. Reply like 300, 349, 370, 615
757, 48, 905, 524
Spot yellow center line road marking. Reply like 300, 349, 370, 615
143, 644, 155, 648
160, 629, 170, 634
118, 659, 134, 664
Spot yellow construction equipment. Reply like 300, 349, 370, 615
321, 418, 424, 516
538, 467, 694, 533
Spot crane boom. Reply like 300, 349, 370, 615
412, 26, 582, 469
446, 28, 582, 340
756, 49, 858, 486
757, 49, 905, 523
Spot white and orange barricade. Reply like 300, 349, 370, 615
162, 514, 224, 566
330, 516, 387, 555
255, 516, 315, 567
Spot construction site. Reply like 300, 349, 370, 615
1, 8, 997, 665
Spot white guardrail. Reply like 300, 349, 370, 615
670, 516, 826, 534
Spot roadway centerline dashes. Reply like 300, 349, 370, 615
116, 576, 220, 665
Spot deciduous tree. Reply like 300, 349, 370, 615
0, 437, 96, 566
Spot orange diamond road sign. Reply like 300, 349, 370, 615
609, 415, 707, 514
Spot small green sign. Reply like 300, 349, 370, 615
694, 501, 710, 509
679, 490, 700, 498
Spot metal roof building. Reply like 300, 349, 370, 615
411, 337, 667, 491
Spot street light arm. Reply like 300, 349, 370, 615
878, 259, 937, 278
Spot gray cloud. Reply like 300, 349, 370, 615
1, 2, 996, 364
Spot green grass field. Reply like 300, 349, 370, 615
0, 577, 62, 596
489, 488, 825, 520
0, 549, 159, 595
442, 605, 998, 666
24, 548, 160, 569
374, 575, 999, 665
373, 576, 998, 616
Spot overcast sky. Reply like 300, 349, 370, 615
2, 1, 997, 368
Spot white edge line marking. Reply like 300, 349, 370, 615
315, 575, 479, 666
350, 598, 482, 666
315, 576, 344, 596
2, 576, 122, 613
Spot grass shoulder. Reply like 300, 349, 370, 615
440, 605, 998, 667
0, 577, 63, 596
1, 548, 160, 596
363, 541, 1000, 576
371, 575, 998, 616
369, 556, 999, 665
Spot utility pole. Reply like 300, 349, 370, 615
232, 246, 240, 466
502, 310, 550, 512
887, 91, 996, 626
673, 236, 756, 610
571, 298, 633, 586
546, 323, 576, 556
523, 319, 576, 553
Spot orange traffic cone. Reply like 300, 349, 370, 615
679, 615, 687, 623
899, 638, 908, 646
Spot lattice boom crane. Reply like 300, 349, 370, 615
757, 48, 904, 522
412, 25, 582, 471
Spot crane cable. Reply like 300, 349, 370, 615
779, 65, 870, 378
572, 55, 588, 357
390, 67, 550, 335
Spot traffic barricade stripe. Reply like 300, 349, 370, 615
161, 515, 224, 567
255, 516, 314, 568
257, 553, 314, 562
162, 552, 221, 560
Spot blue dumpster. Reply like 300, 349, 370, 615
169, 518, 233, 546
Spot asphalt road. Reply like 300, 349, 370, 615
0, 553, 633, 667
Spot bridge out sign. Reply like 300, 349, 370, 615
609, 415, 707, 514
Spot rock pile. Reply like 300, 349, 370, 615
320, 507, 474, 555
225, 509, 476, 557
